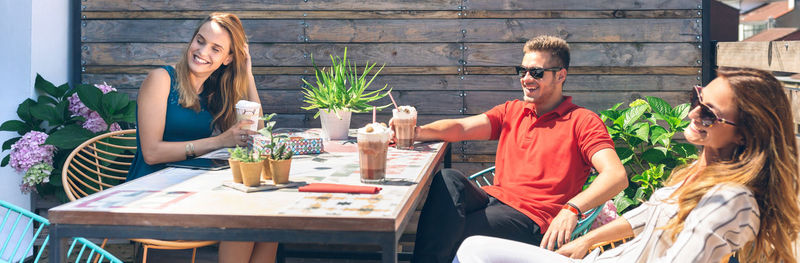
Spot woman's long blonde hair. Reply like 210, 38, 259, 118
174, 12, 249, 132
663, 68, 799, 262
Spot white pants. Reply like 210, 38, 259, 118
454, 235, 579, 263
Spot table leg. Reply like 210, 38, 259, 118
382, 243, 398, 263
48, 225, 63, 263
444, 143, 452, 169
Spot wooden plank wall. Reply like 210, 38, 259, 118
80, 0, 702, 174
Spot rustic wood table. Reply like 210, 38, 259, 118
48, 139, 449, 263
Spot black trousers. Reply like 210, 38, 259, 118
413, 169, 544, 262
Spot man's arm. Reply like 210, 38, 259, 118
540, 148, 627, 250
415, 114, 493, 142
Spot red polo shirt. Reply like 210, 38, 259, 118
482, 97, 613, 233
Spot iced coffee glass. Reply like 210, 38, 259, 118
357, 123, 392, 184
392, 106, 417, 149
235, 100, 260, 132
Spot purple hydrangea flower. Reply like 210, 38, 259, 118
9, 131, 56, 173
68, 82, 120, 133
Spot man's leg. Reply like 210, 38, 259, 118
459, 197, 544, 253
413, 169, 489, 263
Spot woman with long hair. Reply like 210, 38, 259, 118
453, 67, 800, 262
128, 12, 277, 262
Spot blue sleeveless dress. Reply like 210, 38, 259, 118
127, 66, 214, 181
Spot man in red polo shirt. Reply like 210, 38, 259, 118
406, 35, 628, 262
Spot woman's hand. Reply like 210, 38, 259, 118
555, 237, 591, 259
219, 119, 257, 147
243, 43, 253, 75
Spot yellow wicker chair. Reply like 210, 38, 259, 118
588, 235, 735, 262
62, 129, 217, 263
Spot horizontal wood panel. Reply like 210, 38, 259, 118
716, 41, 800, 74
83, 43, 699, 67
466, 0, 701, 10
451, 154, 495, 163
83, 66, 463, 75
258, 90, 463, 114
466, 43, 701, 66
85, 74, 698, 91
82, 11, 459, 19
305, 19, 698, 43
83, 19, 699, 43
81, 10, 700, 20
465, 66, 700, 75
462, 10, 699, 19
463, 90, 690, 114
84, 0, 462, 11
458, 19, 699, 43
83, 20, 304, 43
82, 43, 461, 66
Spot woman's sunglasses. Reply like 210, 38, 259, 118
690, 85, 737, 127
515, 66, 562, 79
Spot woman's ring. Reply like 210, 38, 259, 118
240, 134, 247, 141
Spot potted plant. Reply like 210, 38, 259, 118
268, 144, 293, 185
229, 146, 264, 187
227, 146, 247, 183
257, 113, 281, 181
300, 47, 391, 140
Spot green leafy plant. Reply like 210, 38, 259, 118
270, 144, 293, 160
599, 97, 698, 214
228, 146, 263, 163
0, 75, 135, 199
257, 113, 293, 160
300, 47, 392, 118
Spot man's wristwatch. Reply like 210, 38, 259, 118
562, 202, 583, 220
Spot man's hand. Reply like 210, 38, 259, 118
555, 236, 591, 259
540, 208, 578, 250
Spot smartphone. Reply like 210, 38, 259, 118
166, 158, 230, 170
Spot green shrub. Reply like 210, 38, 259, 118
599, 97, 698, 214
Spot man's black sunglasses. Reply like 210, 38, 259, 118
515, 66, 562, 79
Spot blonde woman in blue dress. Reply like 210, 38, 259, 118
454, 67, 800, 263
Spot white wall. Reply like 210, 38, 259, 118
0, 0, 69, 260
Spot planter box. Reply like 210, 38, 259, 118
251, 128, 324, 155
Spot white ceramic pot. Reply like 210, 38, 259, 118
319, 108, 352, 140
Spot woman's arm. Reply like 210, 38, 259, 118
555, 215, 634, 258
137, 68, 251, 165
243, 43, 264, 130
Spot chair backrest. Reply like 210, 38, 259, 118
467, 166, 604, 239
62, 129, 137, 201
67, 238, 123, 263
0, 200, 49, 263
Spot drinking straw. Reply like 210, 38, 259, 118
373, 106, 377, 123
388, 92, 399, 109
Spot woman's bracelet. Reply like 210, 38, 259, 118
185, 143, 196, 158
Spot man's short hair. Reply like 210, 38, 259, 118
523, 35, 570, 70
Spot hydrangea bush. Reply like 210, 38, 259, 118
0, 75, 135, 199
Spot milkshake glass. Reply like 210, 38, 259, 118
392, 106, 417, 149
357, 123, 392, 184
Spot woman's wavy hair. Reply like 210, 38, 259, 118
174, 12, 249, 132
663, 67, 799, 262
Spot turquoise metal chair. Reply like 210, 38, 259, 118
0, 200, 49, 263
1, 200, 121, 263
67, 237, 123, 263
467, 166, 603, 240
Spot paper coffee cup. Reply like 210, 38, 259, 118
235, 100, 261, 131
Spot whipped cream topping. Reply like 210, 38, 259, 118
392, 105, 417, 118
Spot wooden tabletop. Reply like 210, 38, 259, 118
49, 140, 447, 233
